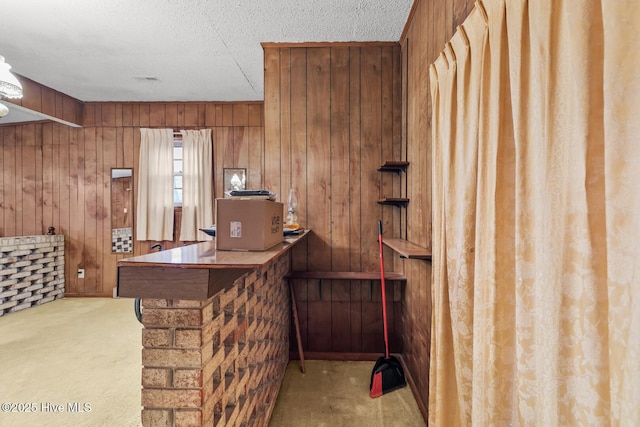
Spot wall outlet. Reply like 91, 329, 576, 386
77, 269, 85, 279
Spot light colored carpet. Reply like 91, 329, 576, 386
0, 298, 142, 427
0, 298, 426, 427
270, 360, 426, 427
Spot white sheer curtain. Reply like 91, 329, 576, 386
136, 128, 174, 241
180, 129, 214, 241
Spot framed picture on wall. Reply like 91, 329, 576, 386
223, 168, 246, 195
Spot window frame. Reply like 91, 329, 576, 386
173, 136, 183, 207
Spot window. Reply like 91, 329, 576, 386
173, 139, 183, 206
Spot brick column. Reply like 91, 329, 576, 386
140, 252, 290, 426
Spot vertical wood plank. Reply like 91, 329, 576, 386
3, 143, 16, 236
132, 127, 141, 255
20, 79, 42, 113
348, 46, 363, 352
101, 104, 116, 127
114, 104, 123, 127
289, 48, 309, 347
184, 104, 199, 127
83, 128, 99, 293
247, 127, 263, 191
205, 104, 217, 127
381, 45, 402, 297
362, 297, 383, 353
166, 104, 178, 126
41, 89, 56, 118
139, 104, 150, 127
68, 129, 81, 293
306, 47, 332, 274
222, 105, 233, 127
308, 300, 332, 352
330, 47, 352, 352
392, 44, 405, 238
103, 127, 118, 293
95, 127, 105, 292
279, 48, 292, 207
15, 128, 24, 234
306, 47, 332, 351
34, 128, 44, 234
131, 104, 140, 127
51, 125, 61, 234
232, 104, 249, 127
360, 46, 383, 273
248, 104, 263, 127
263, 48, 281, 196
330, 46, 351, 274
233, 127, 249, 169
215, 105, 224, 127
222, 127, 234, 169
213, 128, 225, 199
122, 104, 133, 127
149, 104, 166, 127
176, 104, 185, 128
58, 125, 71, 249
42, 124, 54, 233
196, 103, 206, 127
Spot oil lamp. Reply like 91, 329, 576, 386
286, 188, 299, 229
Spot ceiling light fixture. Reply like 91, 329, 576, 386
0, 55, 23, 99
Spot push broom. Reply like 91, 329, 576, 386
370, 220, 407, 398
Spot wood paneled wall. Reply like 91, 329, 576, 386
0, 1, 474, 416
263, 44, 404, 355
0, 102, 263, 297
400, 0, 473, 418
5, 75, 83, 126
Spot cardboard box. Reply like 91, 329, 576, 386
216, 199, 284, 251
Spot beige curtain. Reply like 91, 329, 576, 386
179, 129, 214, 241
136, 128, 174, 241
429, 1, 640, 426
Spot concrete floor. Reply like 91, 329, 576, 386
0, 298, 425, 426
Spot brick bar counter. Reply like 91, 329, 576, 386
117, 231, 308, 427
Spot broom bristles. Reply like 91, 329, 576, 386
370, 372, 383, 398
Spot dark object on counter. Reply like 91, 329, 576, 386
229, 189, 272, 197
370, 220, 406, 398
202, 225, 300, 238
283, 228, 304, 236
199, 225, 216, 237
47, 226, 56, 235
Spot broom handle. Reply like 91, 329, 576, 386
378, 220, 390, 359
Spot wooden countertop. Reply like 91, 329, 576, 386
117, 230, 309, 269
117, 230, 309, 300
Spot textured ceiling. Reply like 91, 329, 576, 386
0, 0, 413, 103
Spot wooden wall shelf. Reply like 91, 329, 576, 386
378, 161, 409, 173
383, 238, 431, 260
378, 197, 409, 207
